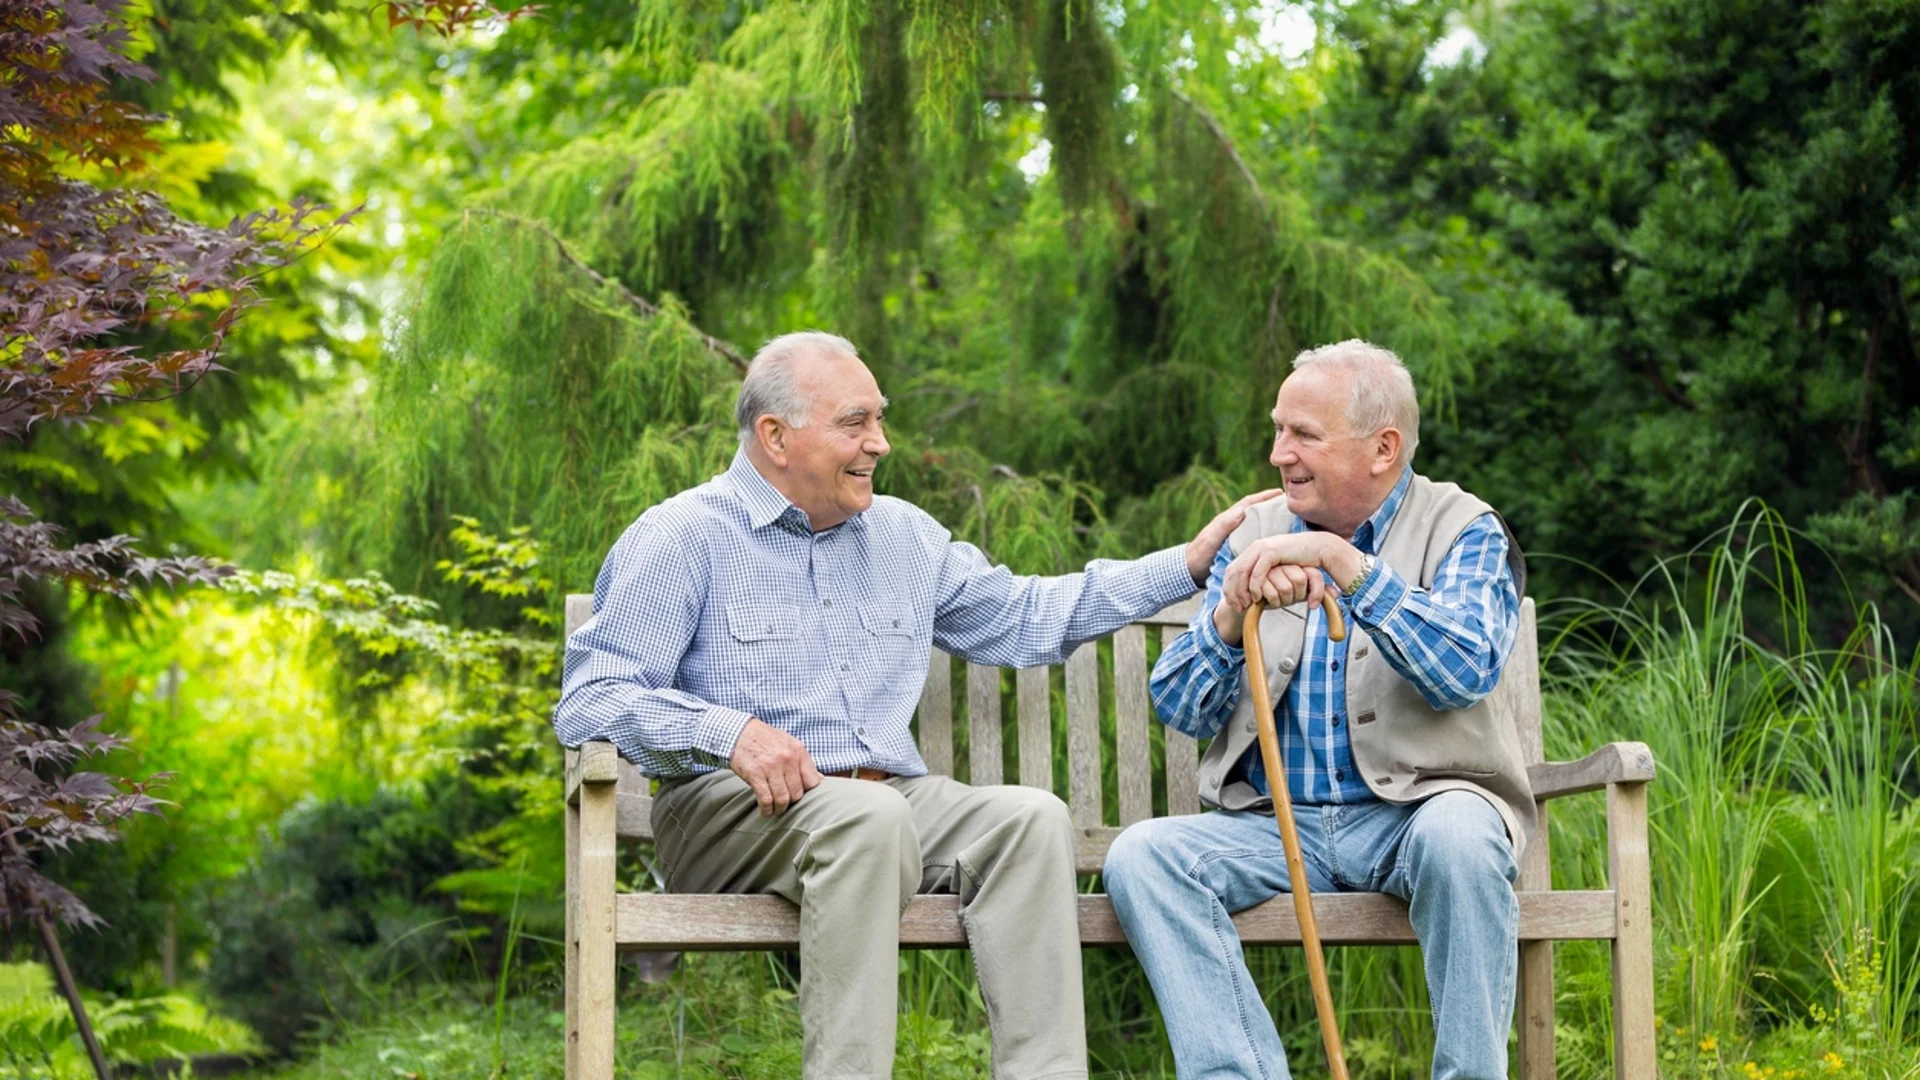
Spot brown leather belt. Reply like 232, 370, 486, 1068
828, 766, 895, 781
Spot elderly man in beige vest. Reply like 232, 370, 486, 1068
1104, 340, 1530, 1080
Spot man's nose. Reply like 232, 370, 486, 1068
868, 425, 890, 457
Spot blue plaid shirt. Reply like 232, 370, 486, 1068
554, 449, 1198, 778
1149, 468, 1520, 805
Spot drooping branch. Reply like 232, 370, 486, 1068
463, 207, 748, 372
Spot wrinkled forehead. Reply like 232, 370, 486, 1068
1272, 366, 1351, 429
799, 349, 887, 420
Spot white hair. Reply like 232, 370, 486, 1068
735, 331, 860, 443
1291, 339, 1421, 464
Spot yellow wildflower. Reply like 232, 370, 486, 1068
1700, 1036, 1719, 1052
1822, 1052, 1844, 1072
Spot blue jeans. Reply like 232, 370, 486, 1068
1104, 791, 1519, 1080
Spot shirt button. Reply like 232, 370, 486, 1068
822, 598, 833, 608
1335, 768, 1347, 781
841, 663, 850, 672
1244, 719, 1256, 734
764, 624, 776, 634
856, 726, 867, 737
1330, 660, 1340, 671
1333, 715, 1344, 726
892, 619, 902, 628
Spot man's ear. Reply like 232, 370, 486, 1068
756, 415, 790, 466
1371, 428, 1403, 476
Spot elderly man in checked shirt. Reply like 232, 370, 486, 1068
554, 331, 1276, 1080
1104, 340, 1531, 1080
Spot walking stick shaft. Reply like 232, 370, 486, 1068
1244, 598, 1350, 1080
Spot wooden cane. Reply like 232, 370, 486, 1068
1243, 593, 1351, 1080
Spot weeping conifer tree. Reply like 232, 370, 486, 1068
362, 0, 1462, 605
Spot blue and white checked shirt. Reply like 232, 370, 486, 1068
554, 449, 1199, 778
1149, 468, 1520, 805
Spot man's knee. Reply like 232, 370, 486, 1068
1404, 791, 1515, 887
983, 784, 1073, 853
813, 779, 919, 864
1103, 817, 1184, 904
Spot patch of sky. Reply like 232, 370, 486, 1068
1254, 1, 1317, 63
1018, 138, 1053, 183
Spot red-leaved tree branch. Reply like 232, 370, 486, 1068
0, 0, 360, 930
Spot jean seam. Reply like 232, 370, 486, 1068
1185, 856, 1275, 1080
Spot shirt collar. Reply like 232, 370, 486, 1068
1291, 466, 1414, 555
725, 448, 804, 531
722, 448, 870, 534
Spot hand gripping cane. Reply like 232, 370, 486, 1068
1243, 592, 1351, 1080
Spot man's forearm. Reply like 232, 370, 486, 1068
553, 674, 754, 776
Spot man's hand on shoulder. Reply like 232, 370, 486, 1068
730, 718, 824, 816
1185, 488, 1286, 586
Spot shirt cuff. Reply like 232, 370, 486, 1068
693, 704, 755, 763
1191, 602, 1245, 670
1349, 557, 1411, 628
1142, 545, 1203, 607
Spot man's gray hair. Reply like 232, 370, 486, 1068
1291, 339, 1421, 464
735, 331, 860, 443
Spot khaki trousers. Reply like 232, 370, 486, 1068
652, 771, 1087, 1080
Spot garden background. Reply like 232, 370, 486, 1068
3, 0, 1919, 1077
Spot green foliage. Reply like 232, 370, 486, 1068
0, 961, 260, 1078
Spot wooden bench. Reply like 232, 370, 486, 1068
562, 593, 1657, 1080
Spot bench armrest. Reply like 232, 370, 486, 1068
566, 740, 622, 805
1527, 741, 1655, 801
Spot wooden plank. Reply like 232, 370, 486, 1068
1017, 665, 1054, 791
613, 890, 1618, 950
565, 593, 594, 636
615, 791, 653, 841
1161, 625, 1200, 816
1608, 782, 1657, 1080
1075, 826, 1119, 876
1510, 599, 1556, 1080
1530, 742, 1657, 801
1065, 644, 1103, 828
968, 663, 1003, 787
574, 779, 618, 1078
564, 796, 580, 1080
567, 741, 621, 805
917, 651, 953, 776
1112, 625, 1152, 825
1136, 597, 1201, 626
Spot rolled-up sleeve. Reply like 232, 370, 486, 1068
551, 515, 753, 775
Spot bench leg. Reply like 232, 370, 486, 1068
569, 780, 618, 1080
1517, 801, 1555, 1080
1607, 782, 1655, 1080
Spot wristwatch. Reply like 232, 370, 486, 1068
1342, 553, 1378, 597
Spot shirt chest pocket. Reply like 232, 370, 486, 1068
726, 604, 804, 643
859, 603, 916, 639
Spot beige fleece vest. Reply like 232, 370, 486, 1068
1196, 473, 1537, 858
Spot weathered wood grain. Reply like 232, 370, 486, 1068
968, 663, 1002, 787
613, 890, 1618, 950
1113, 625, 1152, 825
1530, 742, 1657, 801
1065, 644, 1102, 828
1017, 665, 1054, 791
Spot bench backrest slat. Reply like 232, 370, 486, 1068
1017, 665, 1053, 789
1065, 644, 1103, 828
1162, 624, 1202, 816
917, 653, 953, 776
1112, 624, 1154, 826
967, 663, 1003, 786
